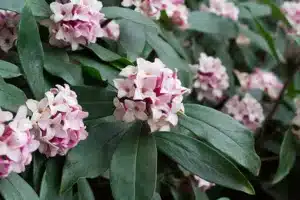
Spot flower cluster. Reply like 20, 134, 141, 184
43, 0, 120, 50
0, 10, 19, 52
121, 0, 189, 29
235, 68, 283, 100
26, 84, 88, 157
201, 0, 239, 21
193, 175, 215, 192
281, 1, 300, 35
113, 58, 190, 132
190, 53, 229, 102
292, 98, 300, 139
223, 94, 265, 131
0, 106, 39, 178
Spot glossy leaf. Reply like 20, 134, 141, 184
0, 77, 27, 112
0, 60, 21, 78
155, 132, 254, 194
77, 179, 95, 200
188, 11, 238, 38
18, 3, 48, 99
33, 152, 47, 193
272, 129, 297, 184
0, 173, 39, 200
87, 43, 122, 62
61, 117, 130, 193
110, 122, 157, 200
179, 104, 261, 175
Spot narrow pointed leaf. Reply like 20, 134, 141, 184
0, 60, 21, 78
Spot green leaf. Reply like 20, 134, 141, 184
272, 129, 297, 184
179, 104, 261, 175
77, 179, 95, 200
188, 11, 238, 38
72, 86, 116, 120
0, 60, 21, 78
191, 180, 209, 200
146, 33, 188, 71
239, 2, 271, 19
0, 77, 27, 112
32, 152, 47, 193
155, 132, 254, 194
61, 117, 130, 193
40, 159, 72, 200
0, 173, 39, 200
102, 7, 158, 32
18, 3, 48, 100
151, 193, 161, 200
44, 53, 84, 86
119, 20, 146, 60
87, 43, 121, 62
110, 122, 157, 200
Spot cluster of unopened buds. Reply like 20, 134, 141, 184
223, 94, 265, 131
234, 68, 283, 100
42, 0, 120, 50
201, 0, 239, 21
193, 175, 215, 192
121, 0, 189, 29
113, 58, 190, 132
190, 53, 229, 102
281, 1, 300, 35
0, 106, 39, 178
0, 10, 19, 52
292, 98, 300, 139
26, 84, 89, 157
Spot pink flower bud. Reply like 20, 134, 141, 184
200, 0, 239, 21
0, 10, 19, 52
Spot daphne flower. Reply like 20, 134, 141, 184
235, 68, 283, 99
114, 79, 135, 98
43, 0, 119, 50
0, 106, 39, 178
223, 94, 265, 131
201, 0, 239, 21
103, 20, 120, 41
0, 10, 19, 52
113, 58, 190, 132
26, 84, 89, 157
191, 53, 229, 102
193, 175, 215, 192
281, 2, 300, 35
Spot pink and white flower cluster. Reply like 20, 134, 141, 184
0, 10, 19, 52
121, 0, 189, 29
113, 58, 190, 132
26, 84, 88, 157
201, 0, 239, 21
223, 94, 265, 131
43, 0, 120, 50
281, 1, 300, 35
190, 53, 229, 102
0, 106, 39, 178
235, 69, 283, 100
193, 175, 215, 192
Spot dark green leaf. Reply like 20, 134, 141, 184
239, 2, 271, 19
72, 86, 116, 120
0, 60, 21, 78
146, 33, 188, 71
18, 3, 48, 100
111, 122, 157, 200
77, 179, 95, 200
40, 159, 72, 200
0, 173, 39, 200
272, 129, 297, 184
155, 132, 254, 194
179, 104, 261, 175
87, 43, 122, 62
191, 180, 209, 200
151, 193, 161, 200
188, 11, 238, 38
61, 117, 130, 193
33, 152, 47, 193
0, 77, 27, 112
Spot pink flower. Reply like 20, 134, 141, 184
0, 106, 39, 178
201, 0, 239, 21
193, 175, 215, 192
191, 53, 229, 102
113, 58, 190, 132
171, 4, 189, 30
0, 10, 19, 52
235, 68, 283, 100
43, 0, 119, 50
103, 20, 120, 41
26, 84, 89, 157
223, 94, 265, 131
281, 2, 300, 35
